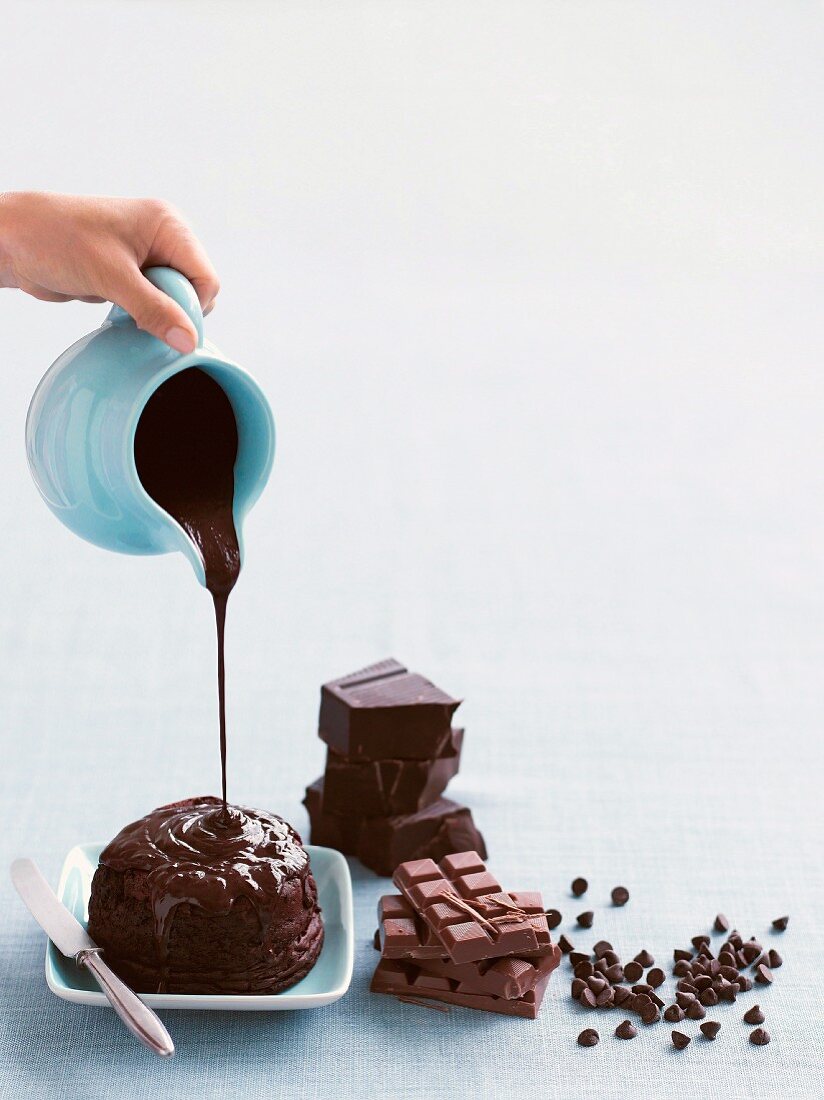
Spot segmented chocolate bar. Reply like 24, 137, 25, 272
370, 957, 554, 1019
392, 851, 551, 964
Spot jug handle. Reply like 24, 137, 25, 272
105, 267, 204, 347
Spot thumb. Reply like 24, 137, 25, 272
107, 264, 198, 354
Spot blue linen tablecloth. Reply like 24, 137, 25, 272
1, 2, 823, 1097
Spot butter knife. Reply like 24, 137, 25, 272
10, 858, 175, 1057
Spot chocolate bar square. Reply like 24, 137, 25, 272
319, 659, 460, 760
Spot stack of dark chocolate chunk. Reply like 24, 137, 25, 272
370, 851, 561, 1017
303, 659, 486, 876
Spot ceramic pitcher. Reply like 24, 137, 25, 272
25, 266, 275, 586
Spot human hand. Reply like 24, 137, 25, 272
0, 192, 219, 353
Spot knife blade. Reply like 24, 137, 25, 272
11, 858, 174, 1057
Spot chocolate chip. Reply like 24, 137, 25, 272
577, 1028, 599, 1047
673, 960, 691, 977
700, 1021, 721, 1040
648, 991, 665, 1009
640, 1006, 660, 1025
671, 1031, 690, 1049
577, 911, 594, 929
611, 886, 630, 907
768, 949, 783, 968
588, 976, 608, 994
741, 942, 761, 963
700, 987, 719, 1006
743, 1005, 765, 1025
574, 962, 594, 980
664, 1004, 685, 1022
596, 986, 615, 1007
713, 913, 729, 933
737, 976, 753, 992
613, 986, 632, 1006
572, 878, 588, 897
647, 967, 665, 989
579, 987, 598, 1009
634, 949, 655, 968
592, 940, 613, 958
749, 1028, 770, 1046
545, 909, 562, 930
605, 964, 624, 983
615, 1019, 637, 1039
691, 935, 710, 949
676, 991, 696, 1009
686, 1001, 706, 1020
570, 951, 590, 966
559, 934, 574, 954
571, 978, 586, 999
771, 916, 788, 932
603, 951, 620, 966
674, 949, 693, 962
632, 983, 653, 996
594, 959, 609, 976
754, 963, 773, 985
623, 960, 643, 983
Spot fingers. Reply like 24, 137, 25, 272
105, 262, 198, 353
147, 210, 220, 315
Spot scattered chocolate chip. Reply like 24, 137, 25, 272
691, 935, 710, 949
571, 978, 586, 999
558, 934, 574, 954
754, 964, 773, 985
743, 1005, 765, 1025
596, 987, 615, 1007
749, 1028, 770, 1046
574, 961, 595, 980
771, 916, 788, 932
615, 1019, 637, 1039
602, 950, 620, 966
579, 987, 598, 1009
577, 911, 594, 929
714, 913, 729, 933
648, 991, 665, 1009
605, 964, 624, 983
673, 960, 691, 977
737, 976, 753, 992
572, 878, 588, 897
676, 991, 696, 1008
741, 943, 761, 964
592, 940, 613, 957
623, 960, 643, 983
570, 951, 590, 966
700, 987, 719, 1006
613, 986, 632, 1006
578, 1028, 599, 1047
700, 1021, 721, 1040
767, 949, 782, 968
611, 886, 630, 907
588, 976, 608, 994
687, 1001, 706, 1020
632, 983, 653, 996
647, 967, 665, 989
674, 949, 693, 962
634, 949, 654, 968
671, 1030, 690, 1050
664, 1004, 685, 1022
640, 1006, 660, 1024
545, 909, 562, 930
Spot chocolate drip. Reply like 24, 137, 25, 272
96, 797, 311, 991
134, 368, 240, 810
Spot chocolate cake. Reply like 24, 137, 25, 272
88, 796, 323, 995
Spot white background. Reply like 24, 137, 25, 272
0, 3, 822, 1098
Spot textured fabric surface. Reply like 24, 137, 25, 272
1, 2, 823, 1098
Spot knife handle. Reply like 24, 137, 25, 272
78, 950, 175, 1058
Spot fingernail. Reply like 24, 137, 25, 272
165, 326, 195, 354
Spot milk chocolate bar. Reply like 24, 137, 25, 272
393, 851, 550, 964
303, 780, 486, 876
370, 957, 553, 1019
322, 729, 463, 816
376, 895, 561, 998
319, 659, 460, 760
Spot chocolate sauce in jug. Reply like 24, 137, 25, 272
134, 368, 239, 811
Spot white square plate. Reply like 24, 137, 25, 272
46, 842, 354, 1010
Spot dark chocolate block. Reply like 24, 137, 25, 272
376, 894, 561, 998
393, 851, 549, 964
370, 957, 554, 1019
303, 779, 486, 877
323, 729, 463, 816
319, 659, 460, 760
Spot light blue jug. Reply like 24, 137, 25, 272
25, 267, 275, 586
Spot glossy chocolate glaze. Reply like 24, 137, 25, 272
95, 796, 316, 992
134, 367, 240, 809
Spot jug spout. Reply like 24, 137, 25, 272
26, 268, 275, 583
